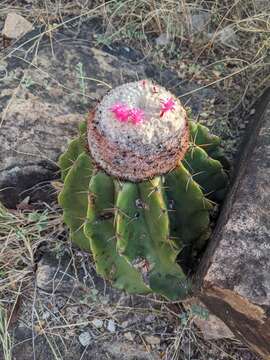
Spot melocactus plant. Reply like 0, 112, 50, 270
59, 80, 229, 300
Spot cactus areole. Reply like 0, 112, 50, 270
88, 81, 189, 181
59, 79, 229, 301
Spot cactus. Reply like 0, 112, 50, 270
58, 80, 229, 300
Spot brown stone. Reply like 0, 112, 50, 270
197, 89, 270, 359
183, 298, 234, 340
2, 13, 33, 39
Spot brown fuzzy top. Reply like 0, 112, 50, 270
87, 110, 189, 182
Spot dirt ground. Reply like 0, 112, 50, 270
0, 1, 269, 359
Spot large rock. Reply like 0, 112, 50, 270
197, 89, 270, 359
0, 19, 215, 208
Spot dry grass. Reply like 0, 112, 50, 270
0, 203, 61, 291
0, 202, 259, 359
0, 0, 269, 359
0, 204, 62, 319
0, 307, 12, 360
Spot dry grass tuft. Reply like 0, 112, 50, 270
0, 202, 62, 305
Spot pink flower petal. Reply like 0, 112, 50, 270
129, 108, 144, 124
160, 97, 176, 117
110, 103, 130, 122
111, 103, 145, 125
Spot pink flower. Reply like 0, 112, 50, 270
110, 103, 130, 122
110, 103, 145, 125
160, 97, 176, 117
129, 108, 144, 124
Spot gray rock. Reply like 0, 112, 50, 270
2, 13, 33, 39
198, 89, 270, 358
145, 314, 156, 323
92, 319, 103, 329
107, 319, 116, 333
36, 252, 79, 294
78, 331, 92, 347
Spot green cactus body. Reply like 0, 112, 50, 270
59, 122, 87, 181
116, 178, 188, 300
165, 164, 213, 254
84, 172, 149, 293
188, 121, 230, 169
58, 80, 229, 300
58, 152, 92, 251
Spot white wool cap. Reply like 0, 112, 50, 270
87, 80, 189, 181
96, 80, 186, 153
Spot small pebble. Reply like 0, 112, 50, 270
124, 332, 135, 341
239, 123, 246, 129
145, 335, 160, 346
145, 314, 156, 323
200, 112, 209, 119
155, 33, 170, 46
121, 320, 130, 328
92, 319, 103, 329
107, 319, 116, 333
79, 331, 92, 347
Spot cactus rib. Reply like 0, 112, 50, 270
116, 178, 188, 300
84, 171, 150, 294
58, 152, 92, 251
